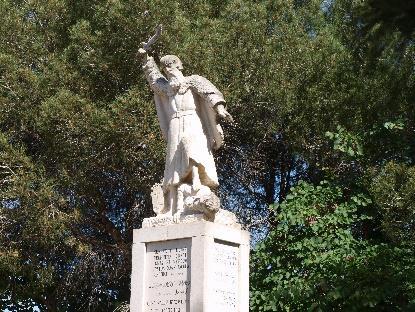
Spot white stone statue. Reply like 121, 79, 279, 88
138, 26, 233, 224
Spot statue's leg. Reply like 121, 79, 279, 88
174, 185, 185, 223
165, 185, 177, 217
192, 165, 201, 191
177, 186, 184, 214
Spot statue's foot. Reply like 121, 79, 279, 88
173, 211, 183, 223
158, 207, 172, 215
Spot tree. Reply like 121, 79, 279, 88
248, 0, 415, 309
1, 1, 164, 310
0, 0, 414, 310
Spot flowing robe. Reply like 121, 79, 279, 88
143, 57, 225, 193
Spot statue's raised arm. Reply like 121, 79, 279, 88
139, 26, 235, 226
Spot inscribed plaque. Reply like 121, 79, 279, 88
144, 239, 191, 312
211, 239, 239, 311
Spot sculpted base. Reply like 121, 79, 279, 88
130, 220, 250, 312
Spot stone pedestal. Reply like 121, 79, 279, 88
130, 220, 250, 312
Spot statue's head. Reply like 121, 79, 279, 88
160, 55, 183, 70
160, 55, 183, 79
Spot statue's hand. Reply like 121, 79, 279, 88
216, 104, 234, 123
137, 43, 150, 62
137, 48, 150, 64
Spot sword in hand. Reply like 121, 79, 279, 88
138, 24, 163, 58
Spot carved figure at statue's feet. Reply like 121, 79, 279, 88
151, 165, 220, 222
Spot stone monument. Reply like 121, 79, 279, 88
130, 26, 250, 311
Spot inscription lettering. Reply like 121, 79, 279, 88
144, 239, 191, 312
211, 241, 239, 311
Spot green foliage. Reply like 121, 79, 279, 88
251, 181, 415, 311
0, 132, 78, 309
369, 162, 415, 245
325, 126, 363, 157
0, 1, 165, 310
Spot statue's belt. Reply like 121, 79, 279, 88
170, 110, 196, 119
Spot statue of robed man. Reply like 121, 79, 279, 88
138, 26, 233, 220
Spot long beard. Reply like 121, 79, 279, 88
169, 77, 181, 91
